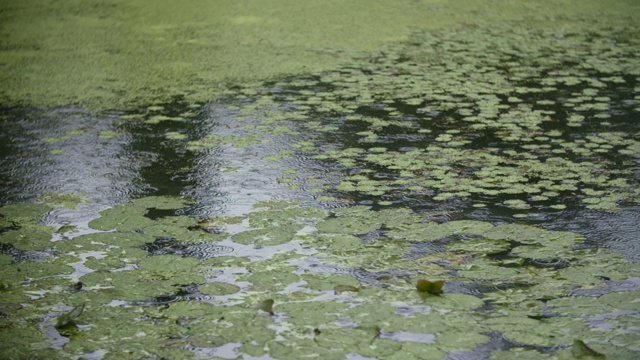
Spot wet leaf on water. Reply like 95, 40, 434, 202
334, 284, 360, 294
572, 339, 606, 358
257, 299, 275, 315
416, 279, 444, 295
199, 282, 241, 296
55, 302, 85, 329
37, 192, 87, 208
55, 224, 78, 234
373, 325, 382, 340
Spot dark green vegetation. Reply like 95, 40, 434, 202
1, 0, 640, 359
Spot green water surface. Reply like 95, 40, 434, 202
1, 1, 640, 359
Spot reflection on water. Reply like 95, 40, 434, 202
0, 106, 147, 224
559, 206, 640, 262
0, 97, 328, 222
182, 101, 318, 217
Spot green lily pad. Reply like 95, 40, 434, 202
55, 302, 85, 328
484, 315, 590, 347
37, 192, 87, 208
446, 238, 511, 255
572, 339, 606, 358
316, 216, 381, 235
137, 254, 201, 273
131, 196, 193, 210
0, 203, 52, 224
0, 224, 55, 251
80, 268, 204, 301
84, 256, 127, 271
199, 282, 241, 296
257, 299, 275, 314
88, 206, 154, 231
232, 224, 302, 246
416, 279, 444, 295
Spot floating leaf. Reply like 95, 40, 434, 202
572, 339, 606, 358
257, 299, 275, 315
55, 303, 85, 329
416, 279, 444, 295
334, 285, 360, 294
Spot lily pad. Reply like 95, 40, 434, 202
55, 302, 85, 328
199, 282, 241, 296
416, 279, 444, 295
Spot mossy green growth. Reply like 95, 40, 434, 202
2, 0, 543, 110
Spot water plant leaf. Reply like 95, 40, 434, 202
199, 282, 241, 296
0, 203, 53, 224
572, 339, 606, 358
55, 302, 85, 329
257, 299, 275, 315
334, 284, 360, 294
37, 192, 86, 208
416, 279, 444, 295
301, 273, 361, 292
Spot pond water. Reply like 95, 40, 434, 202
1, 1, 640, 359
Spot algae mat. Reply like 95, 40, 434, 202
0, 0, 637, 110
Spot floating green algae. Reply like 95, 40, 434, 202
1, 0, 508, 110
